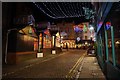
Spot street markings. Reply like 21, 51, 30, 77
66, 52, 86, 79
75, 57, 85, 80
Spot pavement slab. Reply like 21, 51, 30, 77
76, 56, 106, 80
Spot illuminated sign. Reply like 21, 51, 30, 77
74, 26, 83, 32
98, 22, 103, 28
97, 21, 103, 32
106, 21, 111, 30
77, 37, 80, 41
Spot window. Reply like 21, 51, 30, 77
114, 26, 120, 65
107, 2, 120, 66
106, 28, 112, 62
101, 27, 106, 62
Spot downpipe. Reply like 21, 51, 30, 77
5, 28, 17, 64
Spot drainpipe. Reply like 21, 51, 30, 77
5, 28, 17, 64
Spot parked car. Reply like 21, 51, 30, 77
87, 47, 95, 55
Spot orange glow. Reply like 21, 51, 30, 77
44, 29, 50, 36
40, 33, 42, 37
61, 40, 75, 48
43, 36, 51, 48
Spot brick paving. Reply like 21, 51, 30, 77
2, 50, 106, 80
2, 51, 63, 75
2, 50, 86, 79
75, 56, 106, 80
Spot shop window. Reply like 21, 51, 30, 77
114, 26, 120, 65
107, 29, 113, 62
101, 27, 106, 62
109, 2, 120, 66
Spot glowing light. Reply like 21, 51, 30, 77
37, 53, 43, 57
33, 2, 93, 19
52, 50, 56, 54
60, 31, 67, 36
89, 26, 94, 31
85, 42, 88, 45
43, 3, 57, 17
77, 37, 80, 41
61, 37, 63, 39
116, 41, 120, 44
44, 29, 50, 36
83, 24, 87, 32
28, 27, 32, 34
106, 21, 111, 30
56, 1, 67, 17
74, 26, 80, 32
56, 32, 59, 37
98, 22, 103, 28
83, 6, 95, 19
49, 3, 62, 18
52, 36, 55, 46
61, 3, 71, 17
34, 2, 56, 19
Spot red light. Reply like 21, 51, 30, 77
106, 22, 111, 30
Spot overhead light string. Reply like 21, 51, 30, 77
69, 2, 78, 17
49, 2, 64, 18
72, 2, 79, 17
61, 2, 72, 18
34, 2, 56, 19
62, 0, 73, 17
81, 2, 84, 16
42, 2, 58, 17
76, 2, 81, 17
32, 2, 94, 19
55, 0, 68, 18
67, 2, 75, 17
52, 2, 65, 18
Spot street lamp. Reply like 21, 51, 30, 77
5, 28, 17, 64
89, 25, 94, 31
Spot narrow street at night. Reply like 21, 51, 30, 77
2, 1, 120, 80
3, 50, 86, 79
2, 50, 105, 80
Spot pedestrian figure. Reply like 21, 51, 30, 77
66, 43, 68, 51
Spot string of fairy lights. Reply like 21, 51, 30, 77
61, 3, 69, 17
66, 2, 74, 17
42, 3, 57, 17
33, 1, 95, 19
49, 3, 62, 17
33, 2, 56, 18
